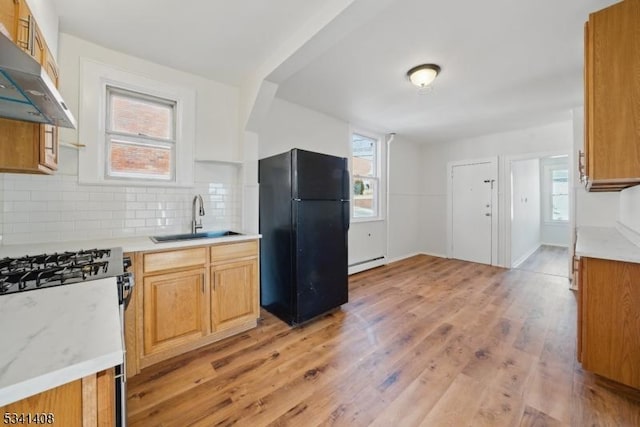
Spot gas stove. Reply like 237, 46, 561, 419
0, 246, 133, 427
0, 247, 127, 295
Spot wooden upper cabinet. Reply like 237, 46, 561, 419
583, 0, 640, 191
31, 23, 45, 64
0, 7, 60, 175
0, 0, 19, 41
44, 45, 60, 85
15, 0, 31, 54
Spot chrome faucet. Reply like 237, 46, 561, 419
191, 194, 205, 234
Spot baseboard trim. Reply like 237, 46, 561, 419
348, 258, 387, 275
512, 244, 541, 269
539, 242, 570, 248
386, 252, 448, 265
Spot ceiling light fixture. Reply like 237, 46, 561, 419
407, 64, 441, 88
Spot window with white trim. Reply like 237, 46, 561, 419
542, 158, 569, 223
550, 167, 569, 222
351, 133, 380, 219
106, 87, 177, 181
77, 58, 195, 187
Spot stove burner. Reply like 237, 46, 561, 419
0, 248, 121, 295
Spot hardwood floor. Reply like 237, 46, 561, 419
127, 255, 640, 426
516, 245, 569, 277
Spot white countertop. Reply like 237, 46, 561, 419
0, 278, 123, 406
0, 231, 261, 258
575, 225, 640, 264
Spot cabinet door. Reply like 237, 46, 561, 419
143, 269, 207, 355
0, 379, 83, 426
31, 23, 44, 63
585, 0, 640, 189
211, 259, 259, 331
15, 0, 31, 54
0, 0, 18, 41
40, 124, 57, 171
581, 257, 640, 388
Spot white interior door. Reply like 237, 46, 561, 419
451, 162, 495, 264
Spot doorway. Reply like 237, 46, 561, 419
448, 158, 498, 265
507, 153, 570, 277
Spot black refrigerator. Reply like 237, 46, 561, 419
259, 149, 350, 326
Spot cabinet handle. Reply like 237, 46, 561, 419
44, 127, 55, 153
201, 274, 204, 293
578, 150, 586, 183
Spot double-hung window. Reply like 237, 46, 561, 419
351, 133, 380, 219
550, 167, 569, 221
542, 159, 569, 223
78, 58, 195, 186
106, 87, 176, 181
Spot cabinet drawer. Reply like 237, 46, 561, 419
144, 247, 207, 273
211, 240, 258, 263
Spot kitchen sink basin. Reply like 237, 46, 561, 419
150, 230, 242, 243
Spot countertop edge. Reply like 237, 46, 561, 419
0, 232, 262, 258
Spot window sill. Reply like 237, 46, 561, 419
77, 178, 195, 188
351, 217, 385, 224
543, 220, 569, 226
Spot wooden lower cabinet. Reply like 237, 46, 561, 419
142, 268, 207, 356
578, 257, 640, 389
211, 258, 259, 332
131, 240, 260, 374
0, 369, 114, 427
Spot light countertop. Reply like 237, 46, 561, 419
0, 231, 261, 258
0, 277, 123, 406
575, 225, 640, 264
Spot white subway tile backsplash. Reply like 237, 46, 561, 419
62, 192, 90, 201
0, 163, 242, 245
125, 219, 147, 228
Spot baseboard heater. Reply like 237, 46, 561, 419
349, 256, 386, 268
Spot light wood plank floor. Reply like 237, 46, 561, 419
127, 255, 640, 426
516, 245, 569, 277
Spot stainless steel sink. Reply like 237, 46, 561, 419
150, 230, 242, 243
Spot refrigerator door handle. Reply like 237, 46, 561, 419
342, 169, 350, 200
342, 201, 350, 231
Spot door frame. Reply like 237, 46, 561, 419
502, 150, 571, 269
446, 157, 499, 265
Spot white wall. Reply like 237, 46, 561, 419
259, 97, 389, 270
620, 185, 640, 235
511, 158, 541, 266
571, 108, 620, 227
259, 98, 349, 159
0, 33, 246, 245
421, 120, 573, 266
25, 0, 59, 57
57, 33, 240, 162
387, 137, 425, 261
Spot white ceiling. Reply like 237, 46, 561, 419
52, 0, 326, 86
53, 0, 619, 144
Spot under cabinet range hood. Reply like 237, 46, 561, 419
0, 32, 76, 128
